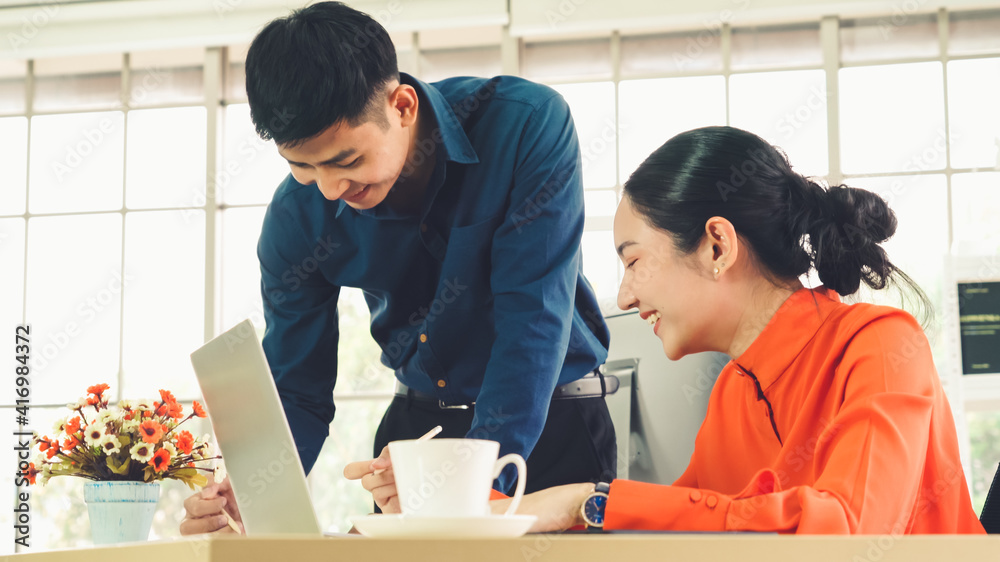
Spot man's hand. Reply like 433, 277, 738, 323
490, 483, 594, 533
179, 476, 244, 536
343, 445, 401, 513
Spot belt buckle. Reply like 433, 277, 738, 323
438, 399, 471, 410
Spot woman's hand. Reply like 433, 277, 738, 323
179, 476, 244, 536
343, 446, 401, 513
491, 483, 595, 533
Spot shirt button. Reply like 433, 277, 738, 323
420, 223, 428, 233
706, 495, 718, 509
420, 334, 427, 343
689, 490, 702, 503
437, 379, 446, 388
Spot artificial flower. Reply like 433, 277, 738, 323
149, 448, 171, 473
64, 416, 82, 435
175, 431, 194, 455
192, 401, 207, 418
83, 422, 106, 447
139, 420, 165, 444
100, 435, 122, 456
130, 442, 155, 463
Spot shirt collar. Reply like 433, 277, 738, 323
336, 72, 479, 219
732, 286, 841, 391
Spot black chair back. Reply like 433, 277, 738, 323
983, 462, 1000, 533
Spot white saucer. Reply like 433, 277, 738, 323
350, 514, 537, 538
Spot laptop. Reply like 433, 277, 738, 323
190, 318, 323, 536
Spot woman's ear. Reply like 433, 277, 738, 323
703, 217, 738, 280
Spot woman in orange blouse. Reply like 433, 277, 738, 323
501, 126, 986, 534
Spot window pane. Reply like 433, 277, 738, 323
953, 172, 1000, 256
584, 189, 616, 217
126, 107, 207, 209
29, 111, 125, 214
26, 214, 122, 405
729, 70, 828, 177
336, 288, 394, 394
840, 13, 939, 64
0, 219, 25, 361
33, 53, 122, 112
226, 44, 250, 102
419, 47, 502, 83
0, 117, 27, 215
840, 62, 945, 174
0, 59, 25, 114
221, 104, 290, 205
309, 398, 392, 532
967, 408, 1000, 516
551, 82, 616, 189
731, 24, 821, 70
947, 58, 1000, 170
122, 210, 206, 401
582, 230, 618, 301
620, 31, 723, 76
129, 48, 204, 107
851, 174, 948, 353
949, 9, 1000, 56
523, 38, 612, 81
618, 76, 726, 182
220, 206, 267, 331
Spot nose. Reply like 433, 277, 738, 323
617, 274, 637, 312
315, 172, 353, 201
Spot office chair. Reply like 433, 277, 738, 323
982, 462, 1000, 533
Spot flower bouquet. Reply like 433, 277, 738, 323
24, 384, 220, 489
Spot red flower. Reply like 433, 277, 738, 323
167, 401, 184, 419
64, 416, 81, 435
192, 401, 207, 418
63, 435, 80, 452
23, 463, 38, 485
175, 431, 194, 455
139, 420, 165, 444
149, 448, 171, 473
87, 383, 110, 398
37, 437, 53, 452
87, 396, 100, 406
159, 389, 176, 405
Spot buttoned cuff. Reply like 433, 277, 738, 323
604, 479, 732, 531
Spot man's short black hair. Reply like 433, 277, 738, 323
245, 1, 399, 145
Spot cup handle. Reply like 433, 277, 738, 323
492, 453, 527, 517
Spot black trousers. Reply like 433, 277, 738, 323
373, 393, 617, 499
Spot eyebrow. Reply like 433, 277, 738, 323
282, 148, 357, 167
616, 241, 637, 257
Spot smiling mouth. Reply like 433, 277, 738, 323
344, 185, 370, 200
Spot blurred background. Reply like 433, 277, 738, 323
1, 0, 999, 551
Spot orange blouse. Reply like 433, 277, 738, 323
605, 287, 985, 534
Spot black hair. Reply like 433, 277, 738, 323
623, 126, 931, 318
245, 1, 399, 145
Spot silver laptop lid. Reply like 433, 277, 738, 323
190, 319, 322, 535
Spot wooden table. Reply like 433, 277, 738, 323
6, 534, 1000, 562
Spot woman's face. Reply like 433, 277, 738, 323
613, 197, 719, 361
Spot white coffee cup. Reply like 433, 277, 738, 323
388, 438, 526, 518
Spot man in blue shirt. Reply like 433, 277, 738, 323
180, 1, 614, 531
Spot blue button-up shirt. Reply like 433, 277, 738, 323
257, 73, 610, 492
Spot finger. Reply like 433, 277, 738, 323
371, 485, 398, 510
185, 495, 229, 519
179, 513, 234, 536
343, 458, 376, 480
199, 483, 221, 499
360, 467, 395, 492
380, 495, 402, 515
371, 446, 392, 471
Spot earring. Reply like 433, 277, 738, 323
713, 267, 720, 277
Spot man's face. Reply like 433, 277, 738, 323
276, 95, 412, 210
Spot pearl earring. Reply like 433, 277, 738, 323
714, 267, 720, 277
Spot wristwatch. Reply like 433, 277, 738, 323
581, 482, 611, 529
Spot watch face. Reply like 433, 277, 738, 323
584, 494, 608, 526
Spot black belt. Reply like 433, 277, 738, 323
395, 369, 620, 410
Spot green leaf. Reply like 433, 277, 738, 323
106, 456, 131, 475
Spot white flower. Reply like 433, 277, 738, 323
163, 441, 177, 459
52, 417, 67, 434
99, 435, 122, 456
67, 398, 89, 410
39, 464, 52, 486
214, 462, 227, 483
83, 422, 106, 447
96, 409, 117, 424
121, 417, 140, 432
130, 441, 155, 463
118, 399, 135, 410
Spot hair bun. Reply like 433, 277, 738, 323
789, 177, 898, 295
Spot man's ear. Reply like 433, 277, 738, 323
388, 84, 418, 127
703, 216, 738, 279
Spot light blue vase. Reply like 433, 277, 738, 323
83, 481, 160, 545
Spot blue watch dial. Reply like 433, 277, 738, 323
584, 494, 608, 525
